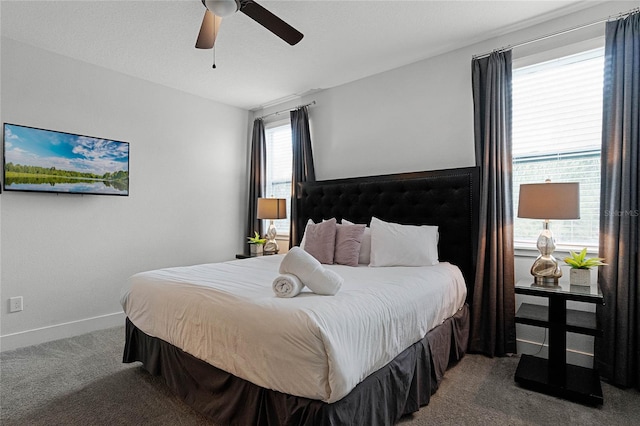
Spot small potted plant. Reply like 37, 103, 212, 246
563, 248, 607, 286
247, 232, 266, 255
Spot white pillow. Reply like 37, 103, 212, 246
299, 219, 314, 249
342, 219, 371, 265
369, 217, 439, 267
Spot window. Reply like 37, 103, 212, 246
512, 47, 604, 248
265, 120, 292, 235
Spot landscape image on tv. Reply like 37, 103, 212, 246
3, 123, 129, 196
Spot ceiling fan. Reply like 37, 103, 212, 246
195, 0, 304, 50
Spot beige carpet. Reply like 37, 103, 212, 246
1, 326, 638, 425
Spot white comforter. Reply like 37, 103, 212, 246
120, 255, 467, 403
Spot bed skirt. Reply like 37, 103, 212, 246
123, 303, 469, 426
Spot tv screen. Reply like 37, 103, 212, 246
3, 123, 129, 196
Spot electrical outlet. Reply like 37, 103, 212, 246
9, 296, 23, 313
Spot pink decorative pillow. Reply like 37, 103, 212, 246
342, 219, 372, 265
302, 218, 337, 264
334, 224, 366, 266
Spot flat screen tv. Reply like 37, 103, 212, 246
3, 123, 129, 196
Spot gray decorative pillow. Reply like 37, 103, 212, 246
334, 224, 366, 266
303, 218, 337, 264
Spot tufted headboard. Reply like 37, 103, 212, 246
295, 166, 480, 301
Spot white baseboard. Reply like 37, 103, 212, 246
0, 311, 126, 352
517, 338, 594, 368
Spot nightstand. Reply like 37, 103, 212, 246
514, 279, 604, 406
235, 251, 277, 259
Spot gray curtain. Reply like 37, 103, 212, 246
470, 50, 517, 356
247, 118, 266, 241
289, 106, 316, 247
597, 11, 640, 390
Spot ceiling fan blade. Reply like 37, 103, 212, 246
240, 0, 303, 46
195, 10, 222, 49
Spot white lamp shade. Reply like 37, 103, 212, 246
257, 198, 287, 220
518, 182, 580, 220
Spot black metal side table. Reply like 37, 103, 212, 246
514, 279, 604, 406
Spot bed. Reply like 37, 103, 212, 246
122, 166, 479, 425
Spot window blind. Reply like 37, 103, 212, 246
265, 121, 292, 235
512, 47, 604, 247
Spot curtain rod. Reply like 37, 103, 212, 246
473, 7, 639, 59
256, 100, 317, 121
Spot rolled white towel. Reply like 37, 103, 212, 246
272, 273, 305, 298
279, 247, 343, 296
304, 267, 343, 296
279, 246, 320, 278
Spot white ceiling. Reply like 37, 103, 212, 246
1, 1, 603, 110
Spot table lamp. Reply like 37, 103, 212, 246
517, 180, 580, 286
257, 198, 287, 254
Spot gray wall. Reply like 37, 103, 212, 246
0, 39, 249, 350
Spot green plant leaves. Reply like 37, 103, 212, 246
247, 231, 266, 245
563, 248, 607, 269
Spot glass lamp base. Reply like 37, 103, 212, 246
530, 224, 562, 286
264, 221, 279, 254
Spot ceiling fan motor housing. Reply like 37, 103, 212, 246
203, 0, 240, 17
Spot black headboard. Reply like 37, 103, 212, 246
295, 167, 480, 299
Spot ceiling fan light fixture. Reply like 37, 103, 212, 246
203, 0, 240, 18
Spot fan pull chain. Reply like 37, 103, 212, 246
212, 16, 217, 69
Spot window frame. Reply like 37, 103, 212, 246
511, 41, 605, 251
264, 118, 293, 237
